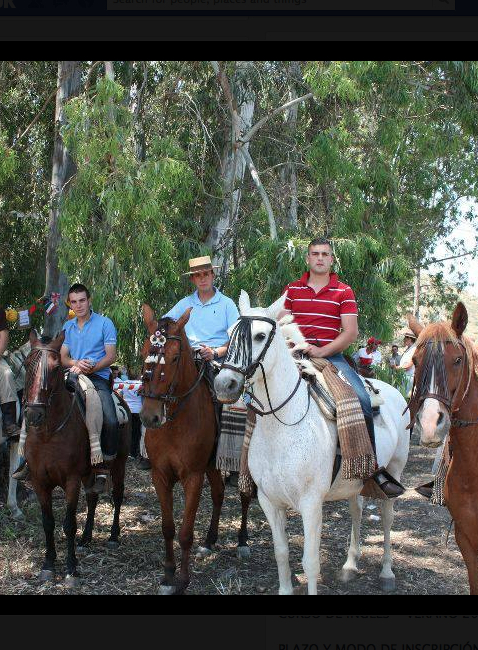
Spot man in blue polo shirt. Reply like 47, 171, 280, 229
14, 284, 119, 492
164, 256, 239, 362
164, 255, 239, 419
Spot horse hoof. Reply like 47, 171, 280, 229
39, 569, 55, 583
65, 574, 80, 589
106, 540, 120, 550
196, 546, 213, 559
339, 568, 359, 583
236, 545, 251, 560
379, 576, 396, 592
159, 584, 176, 595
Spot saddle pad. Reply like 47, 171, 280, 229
76, 374, 129, 426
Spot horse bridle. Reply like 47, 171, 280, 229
221, 315, 311, 426
24, 347, 76, 434
408, 338, 478, 429
141, 327, 206, 424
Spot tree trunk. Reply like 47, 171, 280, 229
413, 266, 421, 319
207, 61, 255, 275
44, 61, 82, 337
279, 62, 301, 230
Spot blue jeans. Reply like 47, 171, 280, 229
326, 353, 375, 452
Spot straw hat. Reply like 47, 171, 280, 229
182, 256, 219, 276
403, 331, 418, 341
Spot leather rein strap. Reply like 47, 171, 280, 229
221, 315, 311, 427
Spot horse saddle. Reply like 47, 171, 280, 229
65, 373, 129, 426
302, 364, 384, 422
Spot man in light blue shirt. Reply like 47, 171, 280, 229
164, 256, 239, 362
163, 256, 239, 427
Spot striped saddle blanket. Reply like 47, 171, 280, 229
216, 400, 248, 473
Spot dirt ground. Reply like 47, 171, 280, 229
0, 438, 469, 595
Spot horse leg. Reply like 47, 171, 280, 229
37, 486, 56, 582
454, 524, 478, 595
7, 441, 23, 520
379, 498, 396, 592
301, 499, 323, 595
198, 467, 224, 558
340, 495, 364, 583
63, 479, 81, 587
107, 459, 125, 549
152, 472, 176, 593
176, 472, 204, 595
258, 489, 292, 595
78, 478, 99, 550
237, 491, 252, 559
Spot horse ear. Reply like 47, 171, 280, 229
52, 330, 65, 351
176, 307, 192, 330
407, 312, 424, 337
238, 290, 251, 315
266, 294, 286, 321
142, 304, 157, 333
29, 329, 38, 346
451, 302, 468, 338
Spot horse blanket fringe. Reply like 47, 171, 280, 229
216, 401, 247, 472
431, 435, 451, 507
310, 358, 376, 480
238, 409, 257, 497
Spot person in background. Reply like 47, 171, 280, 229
398, 331, 418, 395
111, 366, 121, 381
0, 306, 21, 439
354, 337, 382, 368
388, 344, 402, 369
114, 371, 143, 458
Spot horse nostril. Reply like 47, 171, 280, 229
227, 379, 237, 392
437, 412, 444, 426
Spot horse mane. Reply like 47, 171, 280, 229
416, 322, 462, 348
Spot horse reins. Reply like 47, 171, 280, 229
24, 347, 77, 434
141, 326, 207, 425
221, 315, 311, 426
408, 338, 478, 429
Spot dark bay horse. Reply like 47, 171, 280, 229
408, 303, 478, 594
140, 305, 251, 595
24, 330, 130, 586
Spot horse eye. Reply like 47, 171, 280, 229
255, 333, 266, 342
173, 355, 180, 363
454, 357, 463, 366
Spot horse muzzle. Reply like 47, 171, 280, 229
416, 405, 450, 448
140, 402, 167, 429
214, 370, 244, 404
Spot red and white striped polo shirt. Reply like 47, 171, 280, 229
283, 272, 358, 346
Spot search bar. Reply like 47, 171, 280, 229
107, 0, 454, 9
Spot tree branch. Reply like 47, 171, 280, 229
240, 93, 313, 145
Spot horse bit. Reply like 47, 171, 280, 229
221, 315, 311, 427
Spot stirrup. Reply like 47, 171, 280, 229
86, 467, 111, 495
415, 481, 434, 499
371, 467, 405, 499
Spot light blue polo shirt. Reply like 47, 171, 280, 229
62, 310, 117, 380
163, 288, 239, 349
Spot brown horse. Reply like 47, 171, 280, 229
408, 302, 478, 594
140, 305, 251, 595
24, 330, 130, 586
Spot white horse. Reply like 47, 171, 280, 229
0, 341, 30, 520
214, 291, 410, 595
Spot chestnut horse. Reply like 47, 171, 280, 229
408, 302, 478, 595
24, 330, 130, 586
140, 305, 251, 595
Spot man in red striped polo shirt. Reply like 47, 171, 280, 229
282, 237, 403, 498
